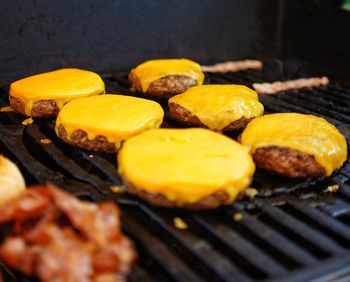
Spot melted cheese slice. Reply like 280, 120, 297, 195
55, 94, 164, 149
240, 113, 348, 176
10, 68, 105, 116
118, 128, 255, 205
130, 59, 204, 92
169, 85, 264, 131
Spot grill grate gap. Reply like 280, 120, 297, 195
121, 212, 195, 282
225, 217, 303, 271
186, 215, 271, 280
126, 206, 252, 282
336, 214, 350, 227
192, 214, 303, 272
280, 203, 350, 248
253, 209, 332, 260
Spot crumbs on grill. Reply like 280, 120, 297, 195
40, 138, 52, 144
245, 188, 258, 199
201, 60, 263, 73
253, 77, 329, 95
233, 213, 243, 222
0, 184, 136, 282
327, 184, 339, 193
22, 117, 34, 125
110, 185, 125, 193
173, 217, 188, 230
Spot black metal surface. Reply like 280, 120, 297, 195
0, 66, 350, 282
0, 0, 276, 83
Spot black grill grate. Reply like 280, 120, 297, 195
0, 65, 350, 282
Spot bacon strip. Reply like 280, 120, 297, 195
0, 184, 136, 282
253, 77, 329, 95
201, 60, 263, 73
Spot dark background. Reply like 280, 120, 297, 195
0, 0, 349, 83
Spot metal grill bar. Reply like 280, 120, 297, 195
190, 215, 288, 277
258, 205, 346, 256
237, 212, 317, 267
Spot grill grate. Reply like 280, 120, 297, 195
0, 65, 350, 282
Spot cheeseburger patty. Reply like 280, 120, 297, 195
240, 113, 347, 178
129, 58, 204, 99
169, 102, 252, 131
168, 85, 263, 132
9, 68, 105, 118
55, 94, 164, 153
129, 73, 197, 99
118, 128, 255, 209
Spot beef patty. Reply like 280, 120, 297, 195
252, 146, 326, 178
9, 96, 60, 118
58, 124, 116, 153
129, 73, 197, 99
123, 176, 231, 210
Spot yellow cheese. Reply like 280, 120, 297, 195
10, 68, 105, 116
240, 113, 348, 176
118, 128, 255, 205
130, 59, 204, 92
169, 85, 264, 131
55, 94, 164, 150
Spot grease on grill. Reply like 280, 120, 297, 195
173, 217, 188, 229
22, 117, 33, 125
40, 138, 52, 144
0, 106, 14, 112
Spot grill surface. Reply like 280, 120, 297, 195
0, 61, 350, 282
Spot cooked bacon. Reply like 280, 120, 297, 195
93, 237, 135, 274
0, 237, 40, 275
93, 273, 122, 282
0, 184, 136, 282
35, 224, 94, 282
0, 187, 51, 224
253, 76, 329, 94
48, 185, 121, 245
201, 59, 263, 73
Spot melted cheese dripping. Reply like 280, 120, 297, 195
240, 113, 348, 176
118, 128, 255, 205
9, 68, 105, 116
130, 59, 204, 92
55, 94, 164, 150
169, 85, 264, 131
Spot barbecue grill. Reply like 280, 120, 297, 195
0, 1, 350, 281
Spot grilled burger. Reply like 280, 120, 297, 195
168, 85, 264, 132
240, 113, 348, 178
129, 58, 204, 99
9, 68, 105, 118
118, 128, 255, 209
56, 94, 164, 153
